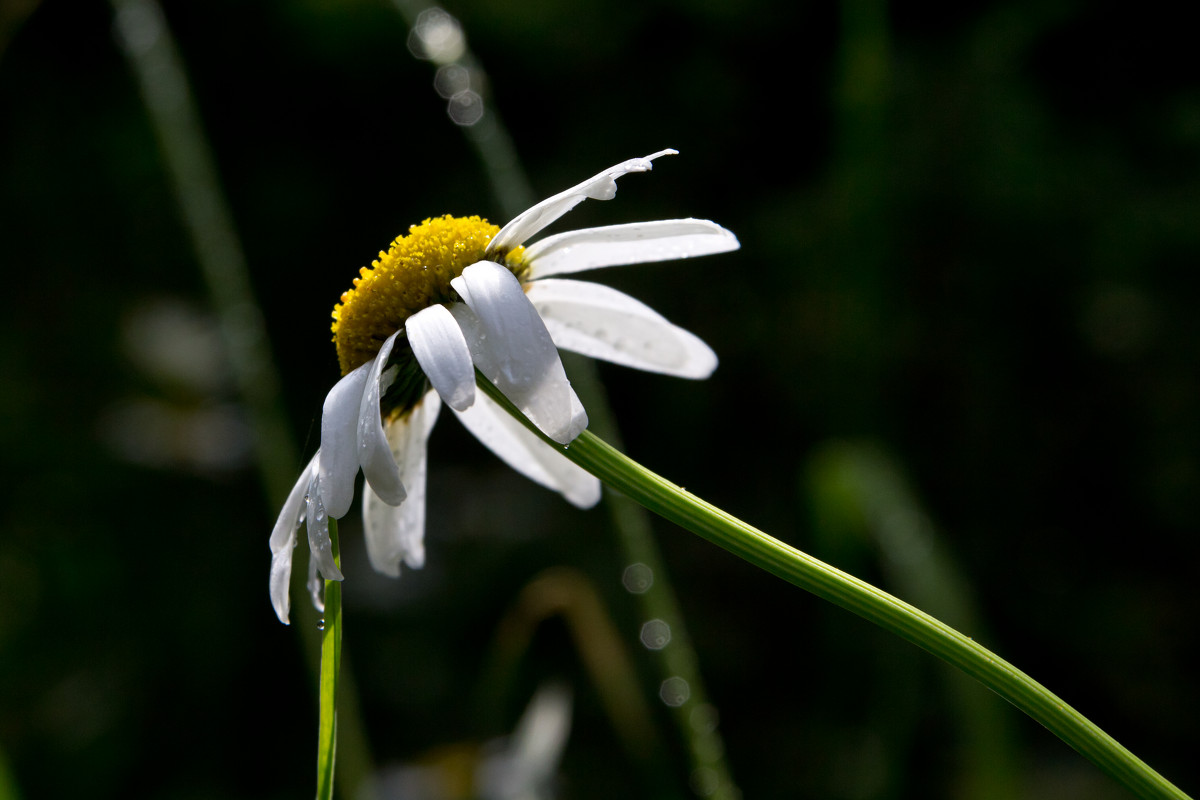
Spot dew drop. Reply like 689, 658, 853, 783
640, 619, 672, 650
622, 563, 654, 593
660, 676, 690, 707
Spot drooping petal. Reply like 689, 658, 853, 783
357, 330, 407, 505
453, 388, 601, 509
318, 363, 373, 519
406, 304, 475, 412
488, 149, 677, 254
268, 541, 297, 625
522, 219, 740, 279
362, 391, 442, 577
451, 262, 587, 444
269, 452, 319, 624
305, 463, 344, 582
525, 279, 718, 379
307, 554, 324, 614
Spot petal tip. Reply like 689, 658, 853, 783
318, 560, 346, 582
569, 478, 603, 509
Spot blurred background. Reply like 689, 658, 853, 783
1, 0, 1197, 797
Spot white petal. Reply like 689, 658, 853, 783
406, 304, 475, 412
488, 149, 677, 254
269, 452, 319, 624
362, 391, 441, 577
451, 262, 587, 444
491, 684, 574, 794
307, 554, 324, 614
453, 388, 601, 509
526, 279, 717, 378
357, 330, 407, 506
305, 463, 344, 582
318, 363, 372, 519
522, 219, 740, 279
268, 536, 297, 625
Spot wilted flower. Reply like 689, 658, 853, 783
269, 150, 738, 622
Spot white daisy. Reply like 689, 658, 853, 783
269, 149, 739, 623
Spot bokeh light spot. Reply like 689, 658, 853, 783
640, 619, 671, 650
622, 562, 654, 593
659, 676, 690, 707
406, 7, 465, 65
447, 90, 484, 126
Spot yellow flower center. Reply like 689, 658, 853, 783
331, 215, 524, 375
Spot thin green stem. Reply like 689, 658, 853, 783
476, 375, 1191, 800
316, 519, 343, 800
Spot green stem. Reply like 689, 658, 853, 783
316, 519, 343, 800
477, 376, 1190, 800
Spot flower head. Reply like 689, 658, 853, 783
269, 150, 738, 623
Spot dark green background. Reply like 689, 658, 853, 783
1, 0, 1197, 797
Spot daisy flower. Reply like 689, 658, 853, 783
269, 149, 738, 623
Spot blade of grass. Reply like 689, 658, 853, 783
111, 4, 366, 796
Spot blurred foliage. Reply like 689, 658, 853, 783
1, 0, 1197, 798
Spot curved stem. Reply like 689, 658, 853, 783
476, 375, 1191, 800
